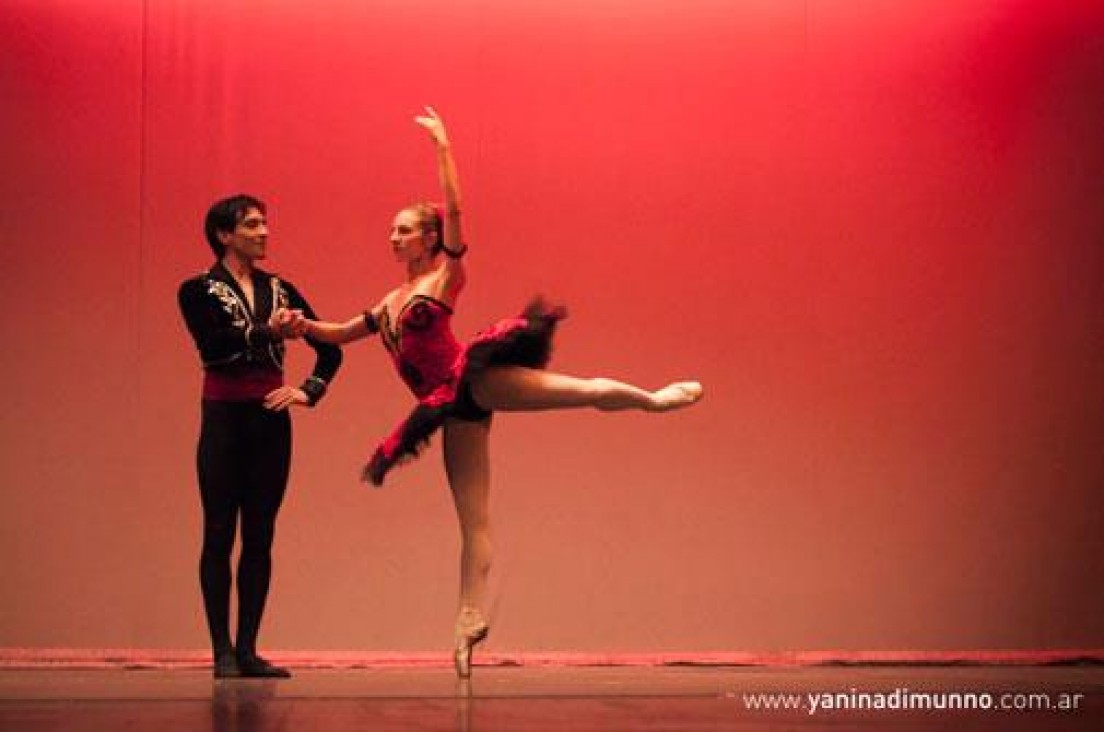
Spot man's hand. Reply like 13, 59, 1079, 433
263, 386, 308, 411
270, 308, 307, 339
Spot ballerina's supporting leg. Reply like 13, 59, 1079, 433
443, 418, 493, 678
438, 367, 702, 678
470, 366, 703, 413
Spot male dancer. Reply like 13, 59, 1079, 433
178, 194, 343, 678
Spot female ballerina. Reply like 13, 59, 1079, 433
281, 108, 703, 677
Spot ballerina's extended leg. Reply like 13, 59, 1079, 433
471, 367, 703, 413
648, 381, 704, 411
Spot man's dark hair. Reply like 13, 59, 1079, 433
204, 194, 266, 258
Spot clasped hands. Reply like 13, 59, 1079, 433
270, 307, 308, 339
263, 307, 310, 412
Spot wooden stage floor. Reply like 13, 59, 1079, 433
1, 665, 1101, 731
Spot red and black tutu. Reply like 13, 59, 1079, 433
364, 296, 566, 486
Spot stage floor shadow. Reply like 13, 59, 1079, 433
1, 665, 1101, 731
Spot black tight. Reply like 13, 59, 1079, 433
197, 400, 291, 657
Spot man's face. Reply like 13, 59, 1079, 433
220, 207, 268, 262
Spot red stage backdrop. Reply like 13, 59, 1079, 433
1, 0, 1102, 654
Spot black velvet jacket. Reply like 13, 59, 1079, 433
178, 262, 342, 404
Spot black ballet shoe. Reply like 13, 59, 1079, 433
213, 650, 241, 679
236, 653, 291, 678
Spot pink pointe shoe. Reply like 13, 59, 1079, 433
453, 609, 490, 679
649, 381, 704, 412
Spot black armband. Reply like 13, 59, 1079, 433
442, 243, 468, 259
299, 376, 328, 406
363, 311, 380, 334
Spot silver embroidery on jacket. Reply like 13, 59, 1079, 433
206, 279, 249, 328
202, 274, 289, 371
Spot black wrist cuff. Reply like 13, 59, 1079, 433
300, 376, 327, 406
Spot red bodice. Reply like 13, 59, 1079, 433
379, 295, 464, 407
365, 295, 560, 486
